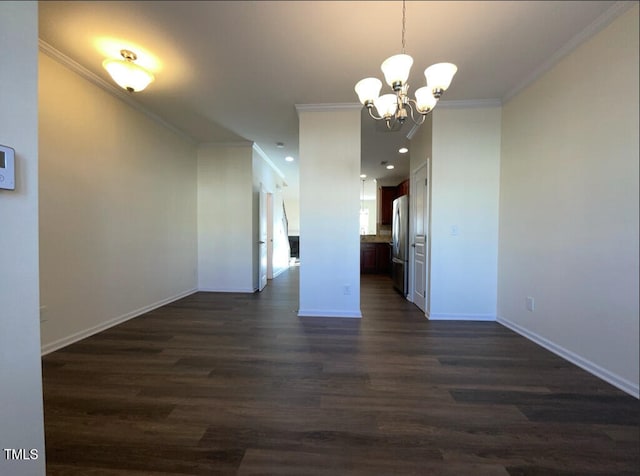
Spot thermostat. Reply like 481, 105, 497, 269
0, 144, 15, 190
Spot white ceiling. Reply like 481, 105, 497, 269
38, 1, 619, 200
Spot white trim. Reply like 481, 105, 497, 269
503, 1, 636, 103
429, 313, 496, 321
252, 143, 286, 181
406, 123, 421, 140
39, 39, 195, 144
437, 99, 502, 109
297, 309, 362, 318
199, 141, 254, 148
198, 287, 256, 293
295, 103, 362, 113
40, 288, 198, 355
498, 316, 639, 399
271, 267, 288, 279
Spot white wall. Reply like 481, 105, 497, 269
498, 5, 639, 396
0, 3, 46, 474
198, 144, 254, 291
298, 106, 361, 318
430, 106, 502, 320
39, 52, 198, 352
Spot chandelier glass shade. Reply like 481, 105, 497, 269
355, 1, 457, 129
103, 49, 155, 93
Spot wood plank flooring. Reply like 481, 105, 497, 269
42, 267, 640, 475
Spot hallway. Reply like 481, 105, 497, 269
42, 267, 639, 475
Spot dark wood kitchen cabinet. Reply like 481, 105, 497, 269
378, 180, 410, 227
360, 242, 391, 274
397, 179, 409, 197
360, 243, 377, 274
378, 186, 397, 226
376, 242, 391, 274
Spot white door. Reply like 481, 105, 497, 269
258, 185, 268, 291
411, 162, 429, 313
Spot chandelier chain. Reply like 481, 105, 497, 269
401, 0, 406, 53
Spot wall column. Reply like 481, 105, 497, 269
0, 2, 46, 474
297, 105, 362, 318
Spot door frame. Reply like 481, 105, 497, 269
258, 184, 268, 291
409, 159, 431, 317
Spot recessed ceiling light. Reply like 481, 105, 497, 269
285, 156, 294, 162
399, 147, 409, 154
386, 164, 395, 170
276, 142, 285, 148
360, 174, 367, 178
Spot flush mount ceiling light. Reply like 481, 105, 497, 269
354, 0, 457, 130
399, 147, 409, 154
103, 49, 155, 92
285, 156, 294, 162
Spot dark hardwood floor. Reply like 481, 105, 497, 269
42, 267, 640, 475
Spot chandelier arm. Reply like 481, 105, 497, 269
406, 100, 427, 126
367, 106, 385, 121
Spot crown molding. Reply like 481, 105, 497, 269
437, 98, 502, 109
295, 103, 362, 113
198, 140, 254, 148
253, 143, 286, 182
198, 141, 287, 183
38, 39, 196, 144
503, 1, 636, 103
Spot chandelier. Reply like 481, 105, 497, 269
354, 0, 457, 129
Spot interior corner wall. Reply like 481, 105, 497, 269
38, 52, 198, 353
498, 5, 639, 396
430, 106, 501, 320
298, 107, 361, 318
0, 3, 45, 475
198, 144, 254, 292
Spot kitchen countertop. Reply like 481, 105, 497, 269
360, 235, 392, 244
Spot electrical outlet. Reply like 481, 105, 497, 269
526, 297, 535, 312
343, 284, 351, 295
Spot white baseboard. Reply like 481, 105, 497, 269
271, 266, 287, 279
297, 309, 362, 318
429, 313, 496, 321
497, 316, 639, 399
40, 288, 198, 356
198, 287, 256, 293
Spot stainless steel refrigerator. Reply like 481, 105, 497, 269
391, 194, 409, 296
